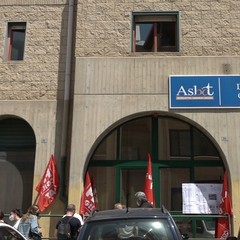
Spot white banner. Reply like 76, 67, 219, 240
182, 183, 222, 214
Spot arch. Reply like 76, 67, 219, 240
0, 115, 36, 212
86, 111, 226, 211
87, 111, 227, 169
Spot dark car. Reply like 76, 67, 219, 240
78, 207, 187, 240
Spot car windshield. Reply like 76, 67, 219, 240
0, 226, 25, 240
84, 219, 175, 240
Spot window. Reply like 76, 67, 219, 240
90, 115, 224, 210
132, 12, 179, 52
7, 22, 26, 60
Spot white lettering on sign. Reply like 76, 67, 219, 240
176, 83, 214, 100
237, 83, 240, 99
237, 83, 240, 90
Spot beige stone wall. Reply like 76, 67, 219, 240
0, 0, 68, 100
75, 0, 240, 57
0, 100, 60, 237
0, 1, 69, 237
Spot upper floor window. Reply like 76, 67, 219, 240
132, 12, 179, 52
7, 22, 26, 60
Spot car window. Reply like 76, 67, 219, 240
85, 219, 175, 240
0, 226, 25, 240
204, 220, 215, 231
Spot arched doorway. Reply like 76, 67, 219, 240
87, 113, 225, 210
0, 116, 36, 213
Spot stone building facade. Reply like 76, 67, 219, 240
0, 0, 240, 238
0, 0, 69, 236
75, 0, 240, 57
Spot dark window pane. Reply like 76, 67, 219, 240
157, 22, 176, 51
195, 167, 223, 182
89, 167, 115, 210
170, 130, 191, 157
92, 131, 117, 160
121, 169, 145, 207
11, 30, 25, 60
120, 118, 151, 160
193, 129, 220, 160
160, 168, 189, 210
158, 118, 190, 160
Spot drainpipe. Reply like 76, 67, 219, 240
60, 0, 74, 203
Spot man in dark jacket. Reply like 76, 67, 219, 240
135, 191, 153, 208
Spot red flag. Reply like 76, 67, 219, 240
80, 171, 96, 217
215, 171, 233, 239
144, 153, 155, 206
35, 155, 59, 211
219, 172, 233, 215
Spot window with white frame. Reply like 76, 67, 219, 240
132, 12, 179, 52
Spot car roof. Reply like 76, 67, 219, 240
0, 222, 12, 227
86, 207, 172, 222
0, 222, 27, 240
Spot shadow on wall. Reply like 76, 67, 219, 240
0, 159, 23, 212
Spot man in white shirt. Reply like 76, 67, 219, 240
63, 204, 84, 225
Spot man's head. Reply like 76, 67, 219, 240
66, 204, 76, 213
9, 209, 22, 221
135, 191, 147, 206
114, 203, 124, 209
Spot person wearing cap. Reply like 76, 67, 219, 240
135, 191, 153, 208
9, 208, 23, 229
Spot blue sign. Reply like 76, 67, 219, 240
169, 75, 240, 109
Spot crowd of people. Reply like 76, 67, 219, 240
113, 191, 153, 209
0, 191, 151, 240
0, 204, 42, 240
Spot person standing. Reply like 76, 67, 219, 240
135, 191, 153, 208
9, 208, 23, 229
62, 204, 84, 226
55, 204, 81, 240
18, 205, 41, 240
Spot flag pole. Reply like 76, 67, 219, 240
33, 193, 40, 205
228, 214, 231, 235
